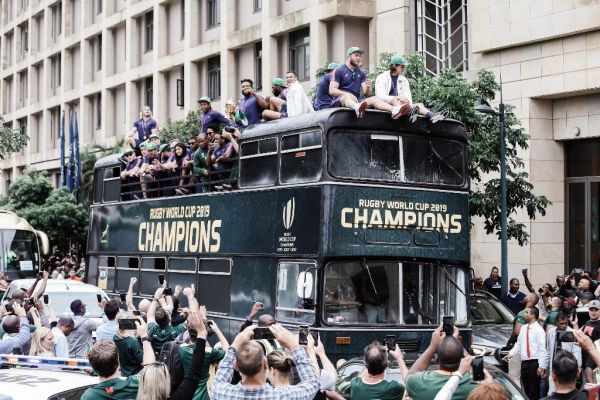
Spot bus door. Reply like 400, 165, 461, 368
275, 260, 317, 327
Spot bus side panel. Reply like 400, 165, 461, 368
324, 185, 470, 263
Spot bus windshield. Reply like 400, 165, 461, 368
324, 261, 468, 326
1, 230, 38, 273
329, 131, 466, 186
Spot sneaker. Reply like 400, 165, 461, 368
355, 101, 368, 118
214, 185, 224, 191
430, 109, 449, 124
399, 103, 411, 117
409, 106, 420, 123
223, 184, 232, 190
391, 106, 402, 119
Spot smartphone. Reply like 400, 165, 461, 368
538, 287, 543, 293
118, 319, 138, 330
119, 292, 127, 302
443, 316, 454, 336
572, 307, 577, 318
26, 298, 35, 306
158, 274, 165, 285
299, 325, 309, 346
43, 294, 49, 305
471, 356, 485, 381
575, 268, 582, 274
254, 327, 275, 340
5, 303, 14, 314
163, 287, 173, 296
310, 330, 319, 343
96, 294, 102, 303
224, 126, 235, 133
385, 335, 396, 351
557, 331, 577, 343
522, 268, 528, 274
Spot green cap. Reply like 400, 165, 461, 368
390, 54, 405, 65
326, 62, 341, 71
159, 143, 170, 153
146, 142, 158, 151
346, 46, 365, 56
148, 133, 160, 140
197, 96, 211, 103
272, 78, 288, 88
139, 141, 149, 148
122, 147, 135, 157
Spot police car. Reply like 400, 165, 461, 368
0, 354, 98, 400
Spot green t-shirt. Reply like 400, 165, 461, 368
179, 342, 226, 400
350, 376, 405, 400
148, 321, 187, 357
81, 375, 139, 400
406, 371, 478, 400
114, 334, 143, 377
545, 310, 560, 330
513, 309, 527, 326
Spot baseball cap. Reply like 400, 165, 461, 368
159, 143, 170, 153
390, 54, 406, 65
272, 78, 288, 88
148, 133, 160, 140
347, 46, 365, 56
197, 96, 211, 103
589, 300, 600, 309
326, 62, 341, 71
146, 142, 158, 151
122, 147, 135, 157
139, 141, 149, 149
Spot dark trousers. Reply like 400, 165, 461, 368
521, 359, 541, 400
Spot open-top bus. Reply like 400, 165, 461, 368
0, 210, 49, 280
86, 108, 470, 361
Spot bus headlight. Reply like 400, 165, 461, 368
471, 345, 494, 356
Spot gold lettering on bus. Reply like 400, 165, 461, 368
137, 220, 222, 253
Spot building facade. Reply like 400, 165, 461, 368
1, 0, 599, 284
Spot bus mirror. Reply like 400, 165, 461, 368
36, 231, 50, 255
296, 271, 313, 299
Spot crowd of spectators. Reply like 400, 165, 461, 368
119, 47, 448, 200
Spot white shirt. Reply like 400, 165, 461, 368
540, 326, 582, 371
286, 81, 314, 116
51, 327, 70, 358
374, 71, 412, 103
509, 321, 547, 362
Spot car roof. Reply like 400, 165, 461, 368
0, 367, 96, 400
8, 279, 101, 293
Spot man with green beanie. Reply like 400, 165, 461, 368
313, 62, 340, 110
263, 78, 289, 121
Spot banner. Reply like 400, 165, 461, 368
66, 110, 74, 192
73, 111, 81, 190
59, 111, 65, 187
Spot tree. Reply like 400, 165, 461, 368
79, 140, 123, 205
2, 172, 88, 251
159, 110, 202, 144
0, 115, 28, 160
314, 52, 551, 246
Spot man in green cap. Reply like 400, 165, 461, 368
375, 54, 447, 123
139, 141, 161, 198
148, 133, 161, 146
329, 47, 402, 119
314, 62, 340, 110
120, 148, 143, 200
263, 78, 289, 121
198, 96, 233, 133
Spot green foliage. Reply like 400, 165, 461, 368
79, 140, 123, 206
308, 63, 335, 101
0, 115, 28, 160
4, 172, 88, 250
159, 111, 202, 144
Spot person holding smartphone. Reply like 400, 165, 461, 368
95, 299, 120, 342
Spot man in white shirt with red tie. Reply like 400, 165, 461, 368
503, 306, 546, 400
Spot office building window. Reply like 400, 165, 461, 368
50, 53, 61, 92
416, 0, 468, 75
96, 35, 102, 71
51, 2, 62, 40
254, 0, 262, 12
207, 0, 220, 28
50, 107, 60, 148
289, 27, 310, 81
207, 56, 220, 100
96, 93, 102, 129
145, 77, 153, 110
180, 1, 185, 39
95, 0, 102, 15
144, 11, 153, 52
254, 42, 262, 90
20, 23, 28, 57
18, 71, 27, 107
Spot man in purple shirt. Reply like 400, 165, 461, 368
262, 78, 289, 121
329, 47, 402, 119
198, 97, 233, 133
236, 78, 269, 128
124, 106, 159, 149
313, 62, 340, 111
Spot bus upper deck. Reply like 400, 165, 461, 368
87, 109, 470, 358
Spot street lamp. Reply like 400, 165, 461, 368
475, 85, 508, 295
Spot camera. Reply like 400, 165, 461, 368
299, 325, 309, 346
385, 335, 396, 351
96, 294, 102, 303
43, 295, 49, 305
254, 327, 275, 341
158, 274, 165, 285
119, 292, 127, 302
471, 356, 485, 381
118, 319, 138, 330
443, 316, 454, 336
163, 287, 173, 296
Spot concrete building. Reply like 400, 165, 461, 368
1, 0, 599, 284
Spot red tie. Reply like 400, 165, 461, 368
526, 325, 531, 359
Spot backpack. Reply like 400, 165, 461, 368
158, 340, 183, 393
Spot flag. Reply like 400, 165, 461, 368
59, 111, 65, 188
66, 110, 74, 192
73, 111, 81, 190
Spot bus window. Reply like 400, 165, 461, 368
168, 258, 196, 272
2, 230, 37, 273
239, 137, 278, 188
140, 257, 166, 296
98, 256, 116, 292
167, 258, 197, 295
116, 257, 139, 293
329, 131, 466, 187
275, 261, 316, 323
93, 169, 104, 204
103, 167, 122, 203
197, 259, 231, 314
323, 261, 467, 326
280, 130, 323, 184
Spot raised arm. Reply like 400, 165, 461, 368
170, 313, 208, 400
136, 317, 156, 365
183, 285, 198, 313
522, 270, 535, 293
208, 319, 229, 351
409, 326, 444, 374
126, 277, 137, 312
33, 271, 49, 300
147, 287, 165, 325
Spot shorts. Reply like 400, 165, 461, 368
331, 95, 364, 108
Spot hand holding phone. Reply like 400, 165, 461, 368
299, 325, 309, 346
443, 316, 454, 337
163, 287, 173, 296
385, 335, 396, 352
253, 327, 275, 341
471, 356, 485, 381
43, 294, 49, 305
158, 274, 165, 285
119, 292, 127, 302
118, 319, 138, 330
96, 294, 102, 303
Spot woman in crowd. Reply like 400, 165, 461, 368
267, 349, 296, 387
173, 142, 191, 195
29, 326, 55, 357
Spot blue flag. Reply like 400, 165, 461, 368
73, 111, 81, 190
59, 111, 65, 188
66, 111, 74, 192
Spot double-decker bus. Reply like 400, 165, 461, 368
0, 210, 50, 280
86, 108, 470, 361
